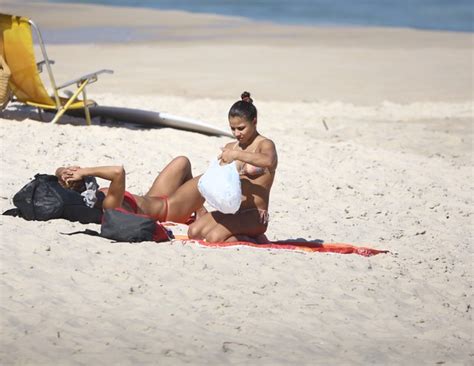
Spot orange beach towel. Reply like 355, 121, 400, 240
165, 223, 388, 257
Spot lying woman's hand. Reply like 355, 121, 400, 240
65, 167, 85, 184
65, 165, 81, 172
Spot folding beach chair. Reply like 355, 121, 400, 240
0, 13, 113, 125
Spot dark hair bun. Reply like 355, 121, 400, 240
229, 91, 258, 120
241, 91, 253, 104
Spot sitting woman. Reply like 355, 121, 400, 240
55, 156, 198, 223
157, 91, 278, 242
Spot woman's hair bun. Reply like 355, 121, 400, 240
229, 91, 257, 120
241, 91, 253, 104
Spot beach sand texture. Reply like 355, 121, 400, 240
0, 1, 472, 365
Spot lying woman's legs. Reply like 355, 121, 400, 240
166, 176, 205, 223
141, 175, 205, 223
188, 209, 267, 243
146, 156, 193, 197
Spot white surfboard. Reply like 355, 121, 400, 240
88, 106, 233, 137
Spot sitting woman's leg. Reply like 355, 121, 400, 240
187, 211, 215, 240
146, 156, 193, 198
188, 210, 267, 243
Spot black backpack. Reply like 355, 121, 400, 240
4, 174, 102, 224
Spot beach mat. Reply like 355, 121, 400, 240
164, 223, 388, 257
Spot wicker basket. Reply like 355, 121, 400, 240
0, 55, 11, 110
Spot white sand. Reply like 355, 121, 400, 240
0, 1, 472, 365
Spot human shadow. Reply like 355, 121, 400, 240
271, 238, 325, 247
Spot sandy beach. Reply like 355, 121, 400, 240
0, 1, 472, 365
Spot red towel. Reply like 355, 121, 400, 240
192, 239, 388, 256
168, 228, 387, 256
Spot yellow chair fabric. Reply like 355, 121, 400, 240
0, 14, 56, 106
0, 13, 107, 122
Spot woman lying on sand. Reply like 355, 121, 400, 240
56, 156, 196, 223
59, 91, 278, 242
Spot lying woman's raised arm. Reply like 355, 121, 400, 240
64, 165, 126, 210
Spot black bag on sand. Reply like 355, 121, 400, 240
4, 174, 101, 224
63, 208, 173, 243
13, 174, 62, 220
100, 208, 173, 242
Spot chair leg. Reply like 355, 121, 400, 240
37, 107, 44, 121
81, 87, 92, 126
50, 79, 88, 124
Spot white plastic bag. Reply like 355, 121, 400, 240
198, 159, 242, 214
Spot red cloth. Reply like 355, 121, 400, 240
170, 235, 385, 257
191, 239, 388, 257
123, 191, 138, 213
164, 223, 387, 256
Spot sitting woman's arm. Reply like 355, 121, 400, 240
219, 139, 278, 170
63, 165, 126, 210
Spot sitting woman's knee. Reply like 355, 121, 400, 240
187, 223, 203, 240
205, 230, 227, 243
